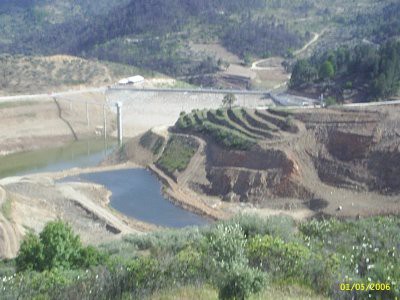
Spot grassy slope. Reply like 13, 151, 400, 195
149, 284, 327, 300
157, 135, 197, 174
1, 194, 12, 221
0, 55, 159, 95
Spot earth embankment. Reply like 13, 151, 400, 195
125, 105, 400, 219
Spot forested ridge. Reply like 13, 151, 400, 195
0, 0, 400, 79
0, 0, 305, 76
290, 40, 400, 102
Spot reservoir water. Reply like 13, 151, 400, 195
65, 169, 209, 228
0, 139, 114, 178
0, 140, 209, 228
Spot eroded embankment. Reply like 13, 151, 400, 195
205, 143, 311, 203
297, 108, 400, 194
131, 106, 400, 219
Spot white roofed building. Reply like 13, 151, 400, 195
118, 75, 144, 85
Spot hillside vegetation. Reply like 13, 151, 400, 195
1, 0, 398, 78
0, 54, 156, 95
1, 216, 398, 299
156, 135, 198, 175
175, 108, 296, 150
290, 39, 400, 102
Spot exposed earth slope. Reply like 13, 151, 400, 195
124, 105, 400, 219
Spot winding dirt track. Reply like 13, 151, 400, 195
293, 31, 321, 56
251, 31, 323, 71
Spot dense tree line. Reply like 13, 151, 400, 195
222, 16, 304, 59
290, 40, 400, 101
0, 0, 302, 76
343, 1, 400, 44
1, 0, 397, 78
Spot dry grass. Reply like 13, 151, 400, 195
148, 284, 327, 300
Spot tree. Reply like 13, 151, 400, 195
205, 224, 264, 300
223, 93, 237, 109
290, 59, 318, 87
16, 233, 44, 272
39, 221, 82, 270
16, 220, 106, 272
319, 60, 335, 80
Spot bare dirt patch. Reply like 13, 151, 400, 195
0, 92, 115, 156
190, 43, 242, 64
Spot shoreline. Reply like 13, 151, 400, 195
50, 162, 218, 229
148, 164, 229, 222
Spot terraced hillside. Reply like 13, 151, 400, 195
175, 108, 297, 150
165, 105, 400, 218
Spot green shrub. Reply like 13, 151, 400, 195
16, 221, 107, 272
247, 235, 311, 282
16, 232, 44, 272
303, 252, 339, 294
226, 214, 297, 240
345, 81, 353, 89
39, 221, 82, 271
139, 131, 165, 155
121, 227, 203, 257
299, 218, 341, 240
174, 111, 255, 150
167, 246, 205, 284
205, 223, 247, 271
324, 97, 337, 107
157, 135, 197, 174
205, 223, 265, 299
1, 194, 12, 220
126, 256, 162, 293
76, 246, 108, 269
217, 263, 264, 300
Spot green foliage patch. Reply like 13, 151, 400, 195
16, 221, 107, 272
1, 216, 399, 299
1, 194, 12, 220
176, 110, 256, 150
290, 40, 400, 101
139, 131, 166, 156
157, 135, 198, 174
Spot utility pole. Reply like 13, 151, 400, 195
103, 104, 107, 142
86, 101, 90, 127
116, 102, 123, 147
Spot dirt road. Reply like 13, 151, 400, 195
293, 31, 322, 56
